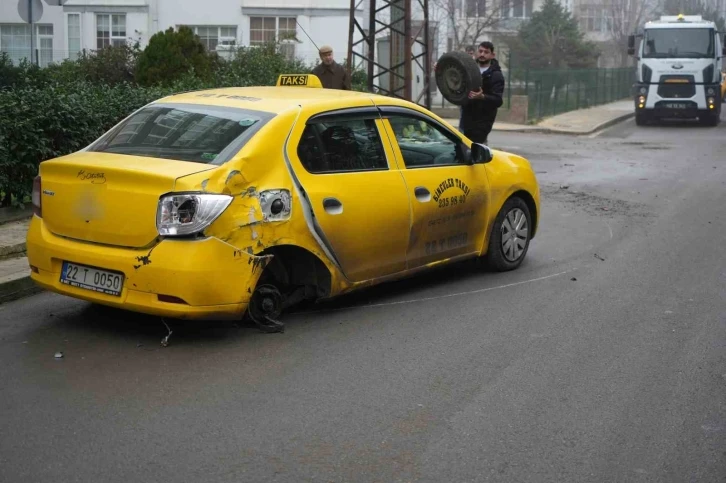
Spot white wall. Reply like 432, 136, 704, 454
0, 0, 362, 68
0, 0, 66, 64
306, 14, 353, 66
157, 0, 244, 33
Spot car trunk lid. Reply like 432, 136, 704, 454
39, 152, 216, 248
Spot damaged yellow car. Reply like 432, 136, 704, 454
26, 74, 540, 332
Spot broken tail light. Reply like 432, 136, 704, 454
156, 193, 232, 236
32, 176, 42, 218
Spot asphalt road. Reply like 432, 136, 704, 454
2, 112, 725, 482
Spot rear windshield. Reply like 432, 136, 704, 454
90, 103, 275, 164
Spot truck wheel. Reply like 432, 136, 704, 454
435, 51, 481, 106
699, 111, 720, 127
635, 112, 649, 126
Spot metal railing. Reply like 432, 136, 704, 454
436, 66, 634, 121
509, 67, 634, 121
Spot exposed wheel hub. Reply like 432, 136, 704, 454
248, 284, 285, 333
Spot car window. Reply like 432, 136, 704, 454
387, 116, 462, 168
90, 103, 274, 165
297, 118, 388, 174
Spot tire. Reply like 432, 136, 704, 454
485, 197, 532, 272
635, 112, 649, 126
435, 51, 481, 106
699, 111, 720, 127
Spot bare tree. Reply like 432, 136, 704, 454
430, 0, 513, 51
605, 0, 659, 65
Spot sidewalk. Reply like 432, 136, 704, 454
442, 99, 634, 135
0, 215, 38, 304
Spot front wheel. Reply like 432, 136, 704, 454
635, 111, 650, 126
699, 111, 720, 127
484, 197, 532, 272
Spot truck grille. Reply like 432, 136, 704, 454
657, 75, 695, 99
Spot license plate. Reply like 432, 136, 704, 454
664, 102, 688, 109
60, 262, 124, 297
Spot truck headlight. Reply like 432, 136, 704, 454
639, 86, 647, 94
706, 87, 715, 96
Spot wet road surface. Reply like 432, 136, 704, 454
1, 113, 725, 482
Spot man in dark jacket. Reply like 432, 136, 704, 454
461, 41, 504, 145
312, 45, 351, 90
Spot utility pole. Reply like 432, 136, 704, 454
347, 0, 432, 109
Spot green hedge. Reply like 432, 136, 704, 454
0, 82, 171, 206
0, 40, 369, 207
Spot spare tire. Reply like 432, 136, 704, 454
435, 51, 481, 106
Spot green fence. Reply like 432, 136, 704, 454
503, 67, 634, 121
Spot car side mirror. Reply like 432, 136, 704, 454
627, 35, 635, 56
461, 144, 472, 164
471, 143, 493, 164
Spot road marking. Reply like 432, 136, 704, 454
305, 270, 576, 314
605, 220, 613, 240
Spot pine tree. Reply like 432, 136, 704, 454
509, 0, 599, 70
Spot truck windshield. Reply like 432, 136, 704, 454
643, 28, 714, 58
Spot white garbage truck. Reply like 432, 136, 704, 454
628, 14, 725, 126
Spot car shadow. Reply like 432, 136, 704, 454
32, 257, 500, 347
290, 257, 495, 314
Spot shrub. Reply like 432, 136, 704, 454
0, 82, 170, 207
0, 40, 375, 206
214, 43, 310, 87
135, 26, 220, 87
0, 54, 50, 90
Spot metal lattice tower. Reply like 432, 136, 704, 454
347, 0, 432, 109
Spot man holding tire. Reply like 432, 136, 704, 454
461, 41, 504, 145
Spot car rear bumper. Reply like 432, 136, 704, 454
26, 216, 266, 320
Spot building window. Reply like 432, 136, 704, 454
500, 0, 533, 18
37, 25, 53, 67
578, 6, 612, 33
186, 26, 237, 52
96, 14, 126, 49
67, 13, 81, 59
466, 0, 486, 17
0, 24, 31, 65
249, 16, 297, 60
0, 24, 53, 66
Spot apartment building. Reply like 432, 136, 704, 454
0, 0, 360, 67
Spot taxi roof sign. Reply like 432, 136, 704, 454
276, 74, 323, 88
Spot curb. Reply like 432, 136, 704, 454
0, 242, 26, 260
541, 112, 635, 136
586, 112, 636, 134
0, 207, 33, 225
493, 126, 551, 134
448, 113, 634, 136
0, 274, 42, 304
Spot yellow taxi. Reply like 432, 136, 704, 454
26, 74, 540, 332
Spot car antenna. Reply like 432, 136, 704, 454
295, 19, 320, 52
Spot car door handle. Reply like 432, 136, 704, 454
322, 197, 343, 215
414, 186, 431, 202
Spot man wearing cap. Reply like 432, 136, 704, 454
312, 46, 351, 90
